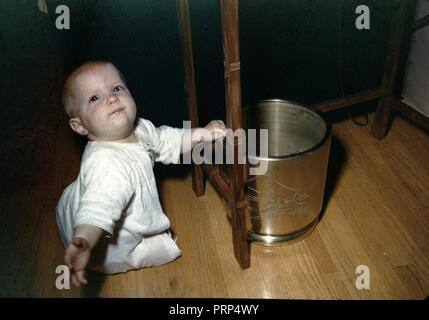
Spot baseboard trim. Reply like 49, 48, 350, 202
389, 96, 429, 133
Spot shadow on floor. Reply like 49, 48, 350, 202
80, 270, 106, 298
154, 162, 193, 206
318, 135, 347, 223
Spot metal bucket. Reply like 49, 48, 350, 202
244, 99, 331, 244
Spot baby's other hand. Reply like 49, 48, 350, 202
204, 120, 227, 141
64, 237, 91, 287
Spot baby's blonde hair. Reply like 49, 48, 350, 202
62, 61, 125, 117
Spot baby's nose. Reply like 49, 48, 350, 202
107, 94, 119, 104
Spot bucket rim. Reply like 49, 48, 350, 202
244, 98, 332, 161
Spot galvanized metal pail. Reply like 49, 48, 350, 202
244, 99, 331, 244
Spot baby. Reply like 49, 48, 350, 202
56, 61, 226, 287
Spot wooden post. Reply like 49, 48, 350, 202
177, 0, 205, 196
220, 0, 250, 269
314, 87, 385, 112
371, 0, 416, 139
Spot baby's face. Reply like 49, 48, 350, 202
71, 64, 137, 141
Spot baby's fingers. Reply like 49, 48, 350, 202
71, 273, 81, 287
76, 270, 88, 286
207, 120, 226, 130
213, 127, 227, 134
212, 130, 226, 140
71, 270, 87, 287
213, 120, 226, 130
216, 120, 226, 129
64, 251, 75, 270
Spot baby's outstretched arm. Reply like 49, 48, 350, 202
181, 120, 227, 154
64, 224, 103, 287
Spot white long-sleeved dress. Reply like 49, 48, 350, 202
56, 118, 183, 274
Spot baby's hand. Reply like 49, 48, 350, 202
64, 237, 91, 287
184, 120, 227, 153
204, 120, 227, 142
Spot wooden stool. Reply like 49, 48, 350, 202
177, 0, 415, 268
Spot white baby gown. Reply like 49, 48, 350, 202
56, 118, 183, 274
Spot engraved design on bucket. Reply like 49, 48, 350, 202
247, 174, 311, 217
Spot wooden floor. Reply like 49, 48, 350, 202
1, 114, 428, 299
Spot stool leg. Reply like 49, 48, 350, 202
371, 97, 392, 140
370, 0, 415, 139
220, 0, 249, 268
230, 159, 250, 269
192, 164, 206, 197
177, 0, 206, 196
230, 203, 250, 269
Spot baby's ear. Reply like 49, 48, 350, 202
69, 118, 89, 136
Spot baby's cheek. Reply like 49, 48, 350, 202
91, 107, 107, 121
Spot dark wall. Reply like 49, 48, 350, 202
0, 0, 64, 130
1, 0, 396, 135
0, 0, 65, 195
54, 0, 187, 127
190, 0, 393, 124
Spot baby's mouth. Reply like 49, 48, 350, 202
109, 107, 125, 116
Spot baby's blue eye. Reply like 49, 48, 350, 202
89, 95, 99, 103
113, 86, 123, 93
